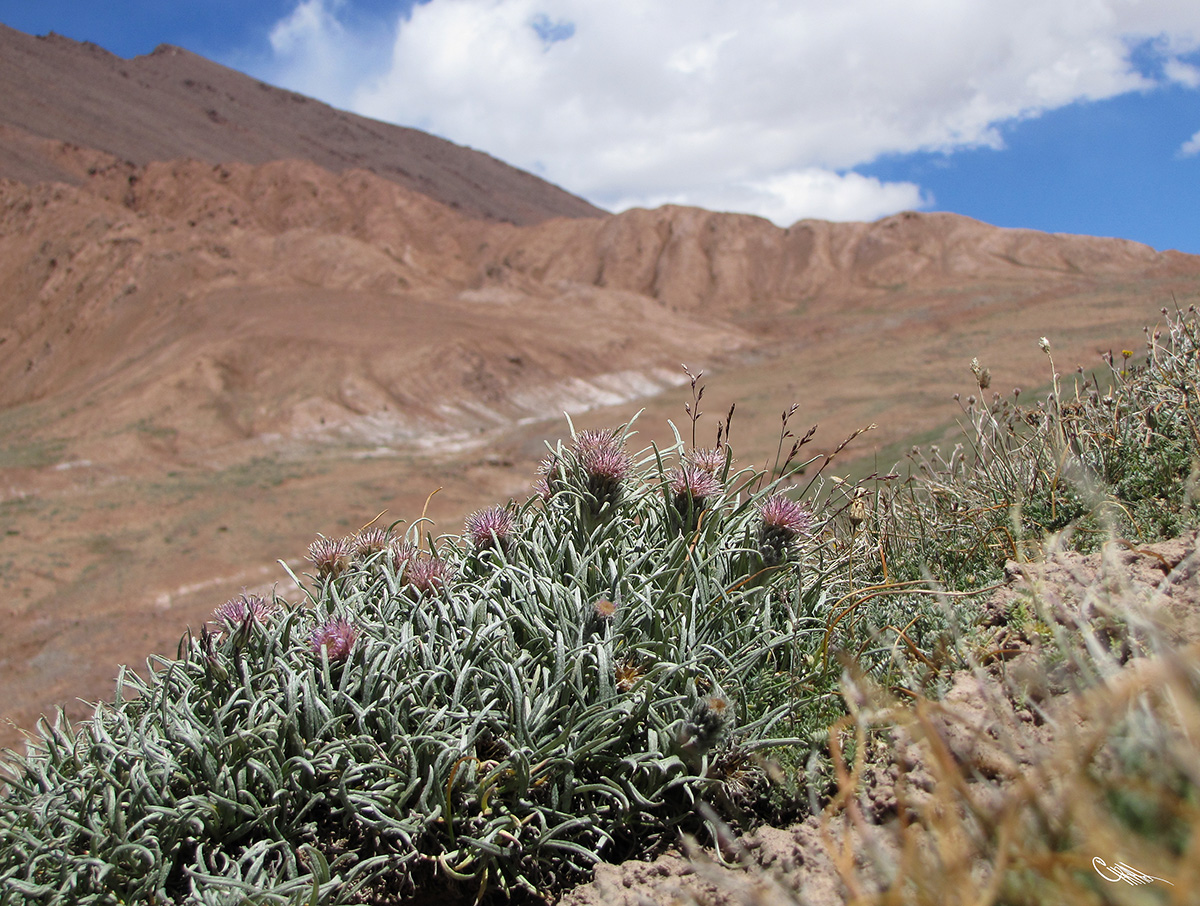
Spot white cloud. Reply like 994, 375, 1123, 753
1181, 129, 1200, 156
254, 0, 1200, 225
1166, 58, 1200, 87
264, 0, 393, 106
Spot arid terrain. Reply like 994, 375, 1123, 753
2, 23, 1200, 754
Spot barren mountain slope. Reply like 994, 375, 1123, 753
0, 24, 603, 225
2, 22, 1200, 751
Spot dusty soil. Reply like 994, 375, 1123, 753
557, 531, 1200, 906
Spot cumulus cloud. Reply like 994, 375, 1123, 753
264, 0, 394, 106
253, 0, 1200, 225
1181, 129, 1200, 156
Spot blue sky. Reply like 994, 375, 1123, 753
3, 1, 1200, 254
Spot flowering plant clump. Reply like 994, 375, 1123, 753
0, 410, 860, 905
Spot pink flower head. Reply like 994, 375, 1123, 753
403, 555, 452, 594
572, 428, 632, 508
307, 535, 354, 578
667, 465, 722, 502
757, 493, 811, 566
389, 539, 418, 572
352, 527, 391, 558
757, 494, 811, 536
465, 505, 515, 552
213, 593, 279, 626
688, 446, 730, 474
310, 616, 358, 662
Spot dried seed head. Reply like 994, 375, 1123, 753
310, 616, 357, 662
213, 592, 279, 626
307, 535, 354, 578
593, 598, 618, 621
465, 505, 515, 552
615, 659, 643, 693
969, 357, 991, 390
849, 497, 867, 529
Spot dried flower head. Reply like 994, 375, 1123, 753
848, 496, 867, 529
310, 616, 357, 662
213, 592, 279, 627
352, 527, 391, 559
615, 659, 644, 693
593, 598, 618, 621
465, 505, 515, 552
757, 493, 812, 566
404, 555, 452, 594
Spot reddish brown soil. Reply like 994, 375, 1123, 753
2, 25, 1200, 754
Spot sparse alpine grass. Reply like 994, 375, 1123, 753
874, 305, 1200, 591
0, 414, 855, 904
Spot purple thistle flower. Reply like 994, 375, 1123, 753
389, 539, 418, 572
572, 429, 633, 509
213, 592, 279, 627
758, 494, 811, 534
689, 446, 730, 474
667, 465, 722, 503
580, 445, 633, 482
571, 428, 622, 457
307, 535, 354, 578
666, 464, 723, 525
756, 493, 812, 566
352, 527, 391, 558
310, 616, 358, 662
403, 555, 452, 594
465, 505, 515, 552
